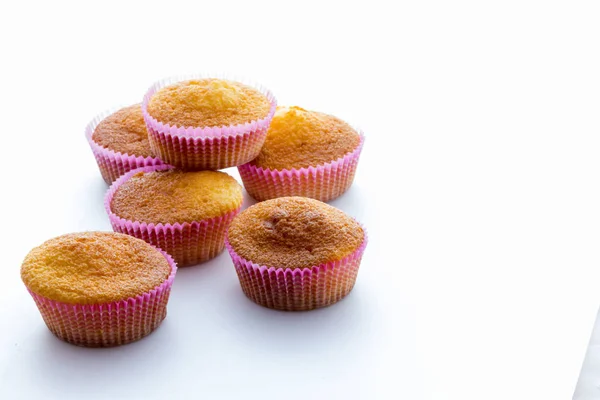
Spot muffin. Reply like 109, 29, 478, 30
86, 104, 163, 184
226, 197, 367, 311
21, 232, 177, 347
106, 164, 243, 266
238, 106, 364, 202
142, 76, 277, 170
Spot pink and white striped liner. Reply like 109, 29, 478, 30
105, 164, 242, 267
142, 74, 277, 170
26, 249, 177, 347
238, 135, 364, 202
225, 230, 368, 311
85, 108, 164, 185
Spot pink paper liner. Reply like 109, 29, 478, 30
85, 107, 164, 184
26, 248, 177, 347
105, 164, 242, 267
225, 229, 368, 311
142, 74, 277, 170
238, 135, 365, 202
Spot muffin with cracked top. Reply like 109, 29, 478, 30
226, 196, 367, 311
238, 106, 364, 202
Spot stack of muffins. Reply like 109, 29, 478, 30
21, 75, 367, 347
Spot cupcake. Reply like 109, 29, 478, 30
142, 76, 277, 170
106, 164, 243, 266
226, 197, 367, 311
21, 232, 176, 347
238, 106, 364, 202
86, 104, 163, 184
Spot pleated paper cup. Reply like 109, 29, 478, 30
238, 135, 364, 202
142, 74, 277, 171
26, 249, 177, 347
105, 164, 241, 267
225, 231, 367, 311
85, 108, 164, 185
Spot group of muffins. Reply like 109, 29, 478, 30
21, 75, 367, 347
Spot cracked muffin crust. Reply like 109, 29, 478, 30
249, 106, 361, 171
227, 196, 364, 269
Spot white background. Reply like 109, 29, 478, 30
576, 310, 600, 399
0, 1, 599, 399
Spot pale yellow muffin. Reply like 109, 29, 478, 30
21, 232, 171, 304
92, 104, 155, 157
228, 197, 364, 269
111, 169, 243, 224
250, 106, 361, 171
147, 79, 271, 128
109, 169, 244, 267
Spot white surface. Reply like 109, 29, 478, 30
0, 1, 599, 399
575, 309, 600, 399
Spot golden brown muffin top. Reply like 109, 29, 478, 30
147, 79, 271, 128
111, 169, 243, 224
21, 232, 171, 304
250, 106, 361, 170
92, 104, 155, 157
228, 197, 364, 269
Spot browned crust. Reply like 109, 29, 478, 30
147, 79, 271, 128
250, 106, 361, 170
111, 170, 243, 224
92, 104, 154, 157
21, 232, 171, 304
228, 197, 364, 269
